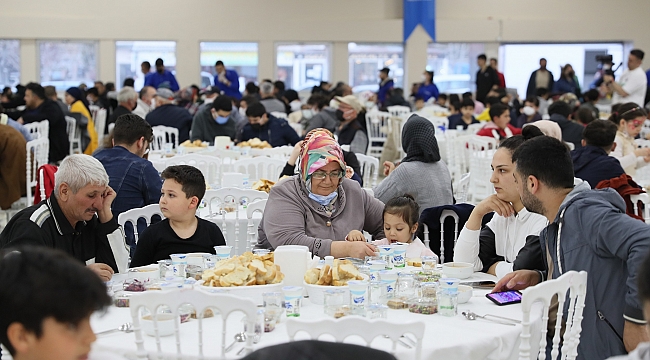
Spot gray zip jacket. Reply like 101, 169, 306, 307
540, 179, 650, 360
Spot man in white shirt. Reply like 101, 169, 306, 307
606, 49, 647, 107
132, 86, 156, 120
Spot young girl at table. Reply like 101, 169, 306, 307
346, 194, 435, 258
130, 165, 226, 267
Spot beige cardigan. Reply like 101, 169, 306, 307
256, 176, 385, 257
611, 130, 647, 176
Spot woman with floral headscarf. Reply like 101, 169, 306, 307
256, 129, 384, 258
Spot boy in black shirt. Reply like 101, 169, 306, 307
130, 165, 225, 267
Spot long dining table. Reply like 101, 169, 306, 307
91, 272, 543, 360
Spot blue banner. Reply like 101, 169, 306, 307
403, 0, 436, 42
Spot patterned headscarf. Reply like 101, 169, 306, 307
299, 128, 346, 181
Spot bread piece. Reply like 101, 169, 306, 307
271, 266, 284, 284
331, 279, 349, 286
220, 266, 252, 287
303, 268, 320, 285
248, 258, 267, 275
212, 258, 237, 276
331, 260, 340, 281
338, 263, 361, 280
262, 261, 277, 283
316, 265, 332, 285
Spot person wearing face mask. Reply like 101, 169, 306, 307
515, 96, 542, 128
416, 70, 439, 102
106, 87, 138, 134
334, 95, 368, 154
610, 103, 650, 176
304, 93, 338, 134
256, 129, 384, 259
190, 95, 237, 144
132, 86, 156, 120
239, 102, 301, 147
553, 64, 581, 97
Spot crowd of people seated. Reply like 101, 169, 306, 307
4, 48, 650, 360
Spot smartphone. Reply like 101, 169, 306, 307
461, 280, 496, 289
486, 290, 522, 306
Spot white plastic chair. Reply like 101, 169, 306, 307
117, 204, 164, 245
164, 154, 222, 187
94, 108, 107, 143
422, 209, 460, 264
203, 188, 268, 255
151, 125, 180, 150
22, 119, 49, 139
386, 105, 411, 119
365, 110, 391, 158
1, 344, 12, 359
467, 136, 497, 204
564, 141, 575, 151
630, 193, 650, 224
108, 122, 115, 134
454, 173, 471, 203
246, 199, 267, 252
518, 270, 588, 360
232, 157, 285, 183
355, 153, 379, 188
129, 288, 258, 359
65, 116, 82, 154
286, 317, 425, 360
13, 137, 50, 209
200, 149, 241, 173
270, 111, 288, 119
249, 146, 293, 159
466, 123, 483, 134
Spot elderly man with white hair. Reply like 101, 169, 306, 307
132, 85, 156, 120
0, 154, 129, 281
259, 81, 287, 114
106, 86, 138, 133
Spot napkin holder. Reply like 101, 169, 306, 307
274, 245, 312, 287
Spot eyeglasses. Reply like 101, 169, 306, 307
311, 170, 344, 180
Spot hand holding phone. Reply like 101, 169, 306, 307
486, 290, 522, 306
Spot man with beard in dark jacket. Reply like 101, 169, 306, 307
572, 120, 625, 188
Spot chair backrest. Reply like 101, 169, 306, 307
454, 172, 471, 203
518, 270, 588, 360
203, 189, 268, 254
1, 344, 12, 359
152, 125, 180, 150
129, 288, 258, 359
422, 209, 459, 264
466, 136, 497, 203
270, 111, 288, 119
386, 105, 411, 118
23, 119, 49, 139
246, 199, 267, 252
25, 137, 50, 205
94, 108, 107, 143
201, 149, 241, 173
564, 141, 575, 151
365, 110, 392, 158
355, 153, 379, 188
232, 157, 285, 183
108, 122, 115, 134
466, 123, 483, 134
630, 193, 650, 224
117, 204, 164, 245
286, 317, 425, 360
89, 104, 101, 119
65, 116, 81, 154
249, 146, 293, 159
164, 154, 222, 187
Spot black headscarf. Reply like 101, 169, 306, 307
401, 114, 441, 163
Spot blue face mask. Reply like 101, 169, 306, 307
215, 115, 229, 125
308, 191, 338, 206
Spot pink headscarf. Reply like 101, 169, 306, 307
299, 128, 346, 181
527, 120, 562, 141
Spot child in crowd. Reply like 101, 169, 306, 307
130, 165, 226, 267
0, 247, 112, 360
448, 98, 479, 130
347, 194, 434, 258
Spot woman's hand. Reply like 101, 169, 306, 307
331, 241, 377, 259
383, 161, 395, 176
345, 166, 354, 179
465, 194, 514, 231
346, 230, 365, 241
288, 140, 304, 166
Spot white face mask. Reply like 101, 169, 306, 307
239, 107, 247, 118
150, 98, 156, 110
523, 106, 536, 116
302, 109, 313, 120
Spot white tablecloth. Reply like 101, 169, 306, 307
91, 273, 543, 360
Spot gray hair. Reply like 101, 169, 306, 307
117, 86, 138, 103
260, 82, 274, 95
139, 86, 155, 100
55, 154, 109, 194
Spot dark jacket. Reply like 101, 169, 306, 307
571, 145, 625, 189
475, 67, 500, 103
190, 106, 237, 143
239, 115, 301, 147
417, 83, 440, 102
539, 180, 650, 360
106, 105, 131, 133
515, 112, 542, 128
305, 108, 338, 134
144, 70, 180, 91
526, 69, 555, 98
214, 69, 241, 100
93, 146, 162, 218
0, 194, 122, 272
548, 113, 584, 149
553, 77, 581, 97
145, 104, 193, 143
337, 120, 368, 154
21, 99, 70, 163
448, 114, 479, 130
377, 78, 394, 107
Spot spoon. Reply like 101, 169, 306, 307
236, 333, 262, 355
462, 311, 515, 326
225, 332, 246, 353
95, 322, 133, 335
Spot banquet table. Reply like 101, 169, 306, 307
91, 272, 543, 360
196, 206, 262, 255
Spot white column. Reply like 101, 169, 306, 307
20, 39, 38, 84
404, 25, 431, 96
257, 41, 275, 82
98, 39, 115, 84
175, 38, 199, 88
331, 41, 349, 84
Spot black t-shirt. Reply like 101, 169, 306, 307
130, 217, 226, 267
